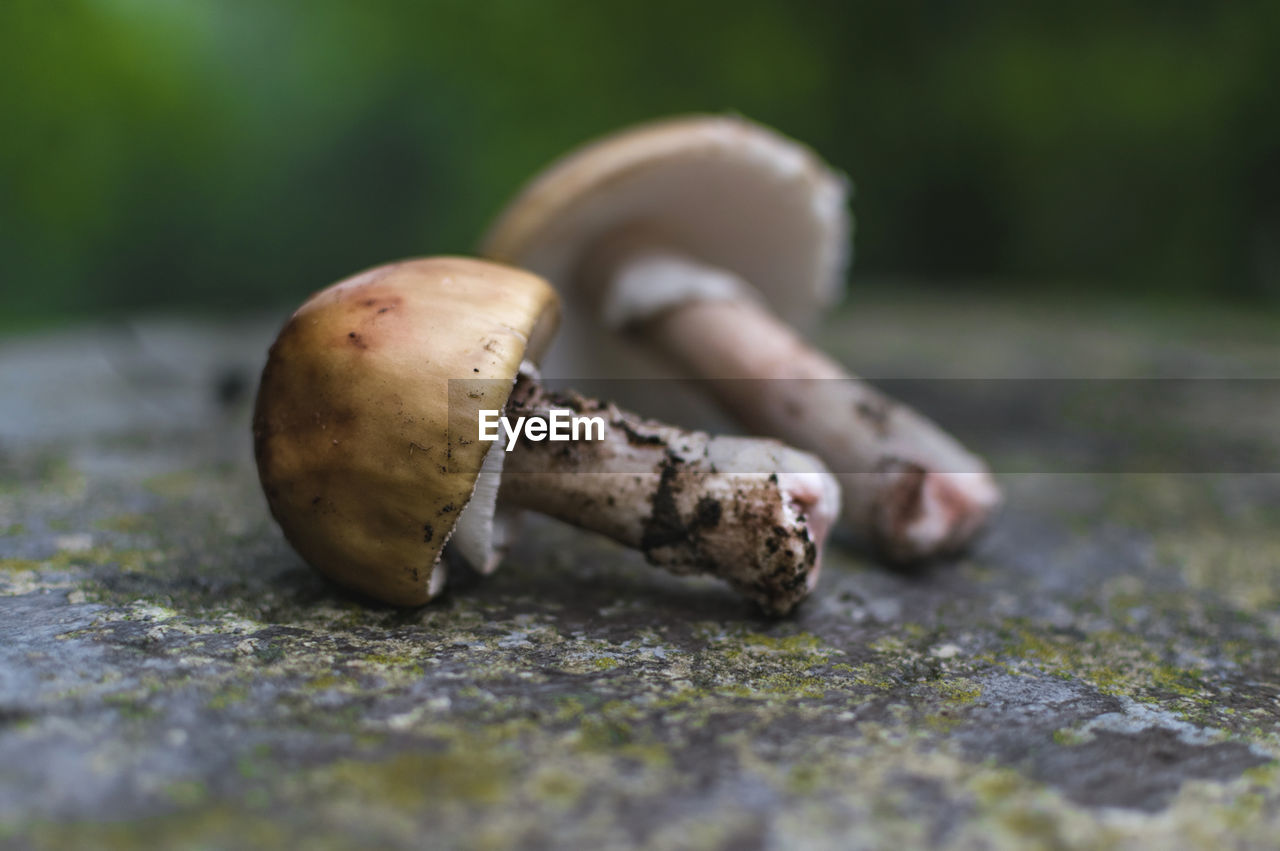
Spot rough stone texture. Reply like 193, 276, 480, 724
1, 295, 1278, 850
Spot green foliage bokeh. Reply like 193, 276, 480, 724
2, 0, 1278, 322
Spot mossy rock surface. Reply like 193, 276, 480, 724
1, 296, 1278, 849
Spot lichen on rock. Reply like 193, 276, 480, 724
2, 304, 1279, 848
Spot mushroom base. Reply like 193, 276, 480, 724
579, 237, 1001, 563
640, 296, 1001, 561
496, 377, 839, 616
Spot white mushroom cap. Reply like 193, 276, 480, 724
481, 115, 851, 390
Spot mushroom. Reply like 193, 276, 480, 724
480, 114, 1000, 563
252, 257, 840, 615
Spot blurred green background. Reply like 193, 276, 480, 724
3, 0, 1278, 325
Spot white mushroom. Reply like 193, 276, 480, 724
481, 114, 1000, 562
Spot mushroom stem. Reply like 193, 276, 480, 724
581, 239, 1001, 562
495, 377, 840, 615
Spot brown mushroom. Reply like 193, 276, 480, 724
480, 114, 1000, 562
252, 257, 839, 615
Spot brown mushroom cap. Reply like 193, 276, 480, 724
252, 258, 559, 605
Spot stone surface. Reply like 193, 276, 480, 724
1, 294, 1278, 849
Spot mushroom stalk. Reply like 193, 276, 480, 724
495, 376, 839, 615
582, 239, 1000, 562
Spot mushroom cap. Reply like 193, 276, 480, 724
481, 114, 851, 331
252, 257, 559, 606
